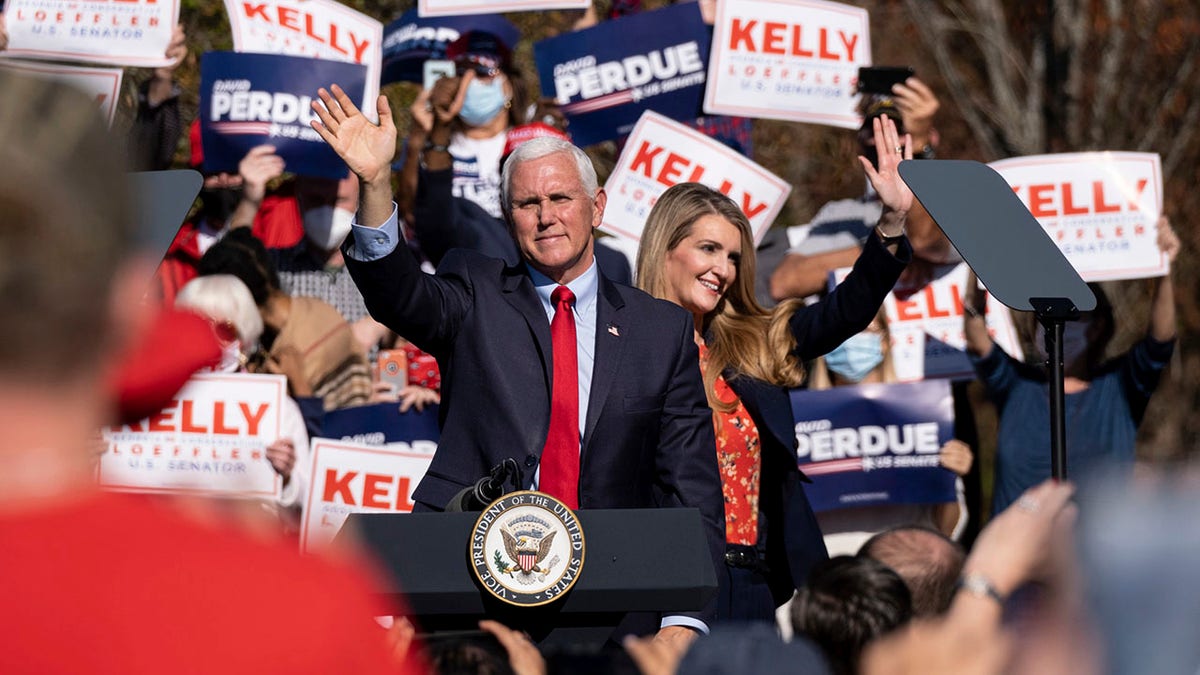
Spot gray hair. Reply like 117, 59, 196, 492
175, 275, 265, 348
500, 136, 598, 214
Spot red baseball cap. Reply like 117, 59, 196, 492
502, 122, 571, 158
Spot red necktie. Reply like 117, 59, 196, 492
540, 285, 580, 509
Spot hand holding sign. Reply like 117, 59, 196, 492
238, 145, 286, 204
312, 85, 396, 186
1157, 215, 1180, 265
265, 437, 297, 482
938, 439, 973, 477
860, 114, 914, 234
156, 24, 188, 78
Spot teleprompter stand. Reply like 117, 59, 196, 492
899, 160, 1095, 480
337, 508, 717, 648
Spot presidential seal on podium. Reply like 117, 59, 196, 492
468, 490, 586, 607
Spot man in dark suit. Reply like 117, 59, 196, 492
311, 85, 724, 641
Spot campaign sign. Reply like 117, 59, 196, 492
418, 0, 589, 17
381, 9, 519, 85
199, 52, 365, 180
533, 3, 711, 147
300, 439, 436, 553
792, 380, 956, 512
2, 0, 178, 67
602, 111, 791, 245
704, 0, 869, 129
225, 0, 383, 122
0, 61, 122, 127
316, 401, 441, 449
99, 373, 286, 498
989, 152, 1165, 282
879, 262, 1024, 381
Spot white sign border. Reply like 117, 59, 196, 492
601, 109, 791, 246
703, 0, 870, 128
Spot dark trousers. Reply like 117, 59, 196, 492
716, 558, 777, 624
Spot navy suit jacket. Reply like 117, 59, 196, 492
725, 231, 910, 606
344, 239, 725, 625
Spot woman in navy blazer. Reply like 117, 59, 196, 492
636, 116, 913, 622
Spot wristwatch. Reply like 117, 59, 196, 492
876, 226, 906, 247
955, 573, 1005, 605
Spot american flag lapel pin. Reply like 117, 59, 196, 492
607, 323, 620, 337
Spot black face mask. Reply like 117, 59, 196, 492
199, 187, 243, 226
1036, 317, 1096, 377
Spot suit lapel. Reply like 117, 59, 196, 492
581, 275, 626, 452
500, 267, 552, 398
729, 376, 796, 457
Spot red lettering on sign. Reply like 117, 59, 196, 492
362, 473, 390, 508
242, 2, 269, 21
147, 402, 176, 432
924, 286, 951, 318
240, 402, 269, 436
277, 5, 300, 30
1127, 178, 1149, 211
1016, 179, 1150, 217
729, 18, 757, 51
630, 141, 662, 179
212, 402, 237, 435
1028, 184, 1055, 218
728, 18, 857, 61
395, 477, 415, 511
762, 22, 787, 54
895, 297, 921, 321
790, 24, 812, 57
740, 193, 767, 220
323, 469, 357, 504
1061, 183, 1088, 216
658, 152, 689, 185
1093, 181, 1120, 213
180, 400, 205, 434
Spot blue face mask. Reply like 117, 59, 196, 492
459, 77, 508, 126
825, 332, 885, 383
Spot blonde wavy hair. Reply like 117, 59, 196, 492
637, 183, 805, 411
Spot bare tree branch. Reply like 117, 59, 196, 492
1090, 0, 1130, 146
1060, 0, 1099, 146
1138, 40, 1200, 151
904, 0, 1005, 158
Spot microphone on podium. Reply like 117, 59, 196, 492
444, 458, 524, 512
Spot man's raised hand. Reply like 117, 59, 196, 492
310, 85, 396, 185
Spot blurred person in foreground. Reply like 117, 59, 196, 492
625, 479, 1077, 675
0, 70, 420, 674
964, 217, 1178, 514
859, 525, 965, 617
633, 115, 913, 623
790, 555, 913, 675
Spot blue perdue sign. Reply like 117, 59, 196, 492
790, 379, 957, 512
199, 51, 366, 179
533, 2, 711, 146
